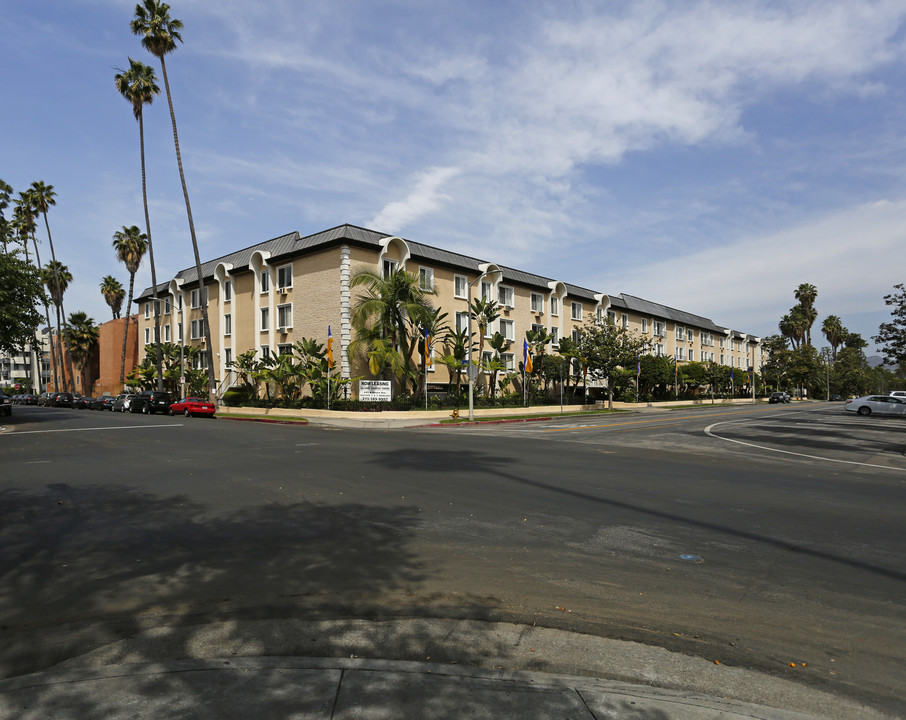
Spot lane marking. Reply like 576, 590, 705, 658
704, 415, 906, 472
543, 406, 782, 433
8, 424, 184, 435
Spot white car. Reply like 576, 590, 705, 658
889, 390, 906, 399
844, 395, 906, 417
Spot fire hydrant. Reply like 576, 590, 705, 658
451, 408, 459, 420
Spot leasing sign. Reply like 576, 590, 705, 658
359, 380, 392, 402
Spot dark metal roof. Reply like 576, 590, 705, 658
611, 293, 725, 333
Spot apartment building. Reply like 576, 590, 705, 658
0, 328, 51, 392
134, 224, 761, 396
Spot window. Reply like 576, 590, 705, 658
688, 330, 695, 343
572, 329, 580, 343
224, 314, 232, 336
498, 286, 514, 308
190, 287, 208, 308
676, 326, 685, 342
621, 313, 628, 329
260, 345, 270, 359
550, 297, 559, 316
455, 312, 469, 333
571, 302, 582, 321
277, 304, 292, 330
144, 328, 150, 344
278, 343, 293, 356
654, 321, 666, 337
177, 322, 183, 342
383, 259, 398, 279
531, 323, 544, 335
454, 275, 467, 299
418, 267, 434, 291
701, 332, 712, 346
260, 270, 270, 293
164, 297, 171, 314
531, 293, 544, 313
719, 337, 725, 348
655, 343, 665, 356
190, 319, 206, 340
276, 264, 292, 290
500, 319, 515, 341
501, 353, 515, 371
481, 281, 492, 301
607, 310, 616, 324
676, 347, 685, 361
194, 352, 209, 370
260, 307, 270, 332
224, 348, 232, 366
224, 281, 231, 302
641, 318, 648, 333
689, 349, 694, 361
720, 354, 725, 364
164, 324, 171, 342
177, 295, 183, 311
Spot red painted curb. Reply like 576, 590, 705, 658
219, 416, 309, 426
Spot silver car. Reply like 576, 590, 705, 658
844, 395, 906, 417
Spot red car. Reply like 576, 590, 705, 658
169, 397, 217, 418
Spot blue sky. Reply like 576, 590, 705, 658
3, 0, 905, 354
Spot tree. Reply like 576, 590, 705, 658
43, 260, 76, 393
821, 315, 846, 361
349, 267, 434, 394
100, 275, 126, 319
485, 331, 511, 397
29, 181, 76, 392
112, 224, 148, 386
0, 249, 43, 358
65, 311, 99, 394
794, 283, 818, 346
874, 284, 906, 371
577, 319, 649, 409
115, 57, 164, 390
132, 0, 215, 397
470, 297, 500, 361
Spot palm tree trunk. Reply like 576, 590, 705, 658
138, 110, 164, 391
42, 212, 77, 393
29, 233, 57, 393
158, 55, 216, 399
121, 272, 136, 386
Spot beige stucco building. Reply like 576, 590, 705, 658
134, 224, 763, 397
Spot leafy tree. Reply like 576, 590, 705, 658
577, 319, 649, 409
484, 331, 511, 397
821, 315, 846, 361
64, 311, 99, 394
100, 275, 126, 319
132, 0, 216, 396
116, 57, 164, 389
638, 354, 674, 399
113, 224, 148, 386
470, 297, 500, 360
874, 284, 906, 372
43, 260, 76, 393
703, 361, 731, 400
0, 249, 43, 357
794, 283, 818, 346
228, 349, 260, 401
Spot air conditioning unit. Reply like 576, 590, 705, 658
278, 326, 287, 333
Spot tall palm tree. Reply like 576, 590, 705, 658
349, 267, 435, 394
821, 315, 846, 361
43, 261, 74, 392
794, 283, 818, 346
100, 275, 126, 319
470, 297, 501, 361
115, 58, 164, 390
113, 225, 148, 386
131, 0, 215, 397
65, 311, 100, 395
29, 181, 77, 391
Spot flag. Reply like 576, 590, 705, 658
424, 327, 433, 367
636, 355, 641, 379
327, 325, 334, 367
523, 339, 533, 374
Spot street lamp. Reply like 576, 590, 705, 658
467, 264, 501, 421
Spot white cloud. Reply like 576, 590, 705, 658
370, 166, 461, 232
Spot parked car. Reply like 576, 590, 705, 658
74, 396, 95, 409
769, 391, 791, 404
37, 392, 55, 406
52, 392, 75, 408
0, 392, 11, 416
130, 390, 173, 414
20, 394, 38, 405
169, 397, 217, 418
111, 394, 132, 412
94, 396, 117, 411
889, 390, 906, 399
844, 395, 906, 417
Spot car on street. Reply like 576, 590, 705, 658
52, 392, 75, 408
0, 392, 11, 416
769, 391, 791, 404
111, 394, 133, 412
130, 390, 173, 414
20, 394, 38, 405
93, 396, 117, 411
169, 397, 217, 418
37, 392, 56, 406
844, 395, 906, 417
889, 390, 906, 399
74, 396, 95, 409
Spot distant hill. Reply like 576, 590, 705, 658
867, 356, 886, 368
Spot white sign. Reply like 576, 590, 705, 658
359, 380, 392, 402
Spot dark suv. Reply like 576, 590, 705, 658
131, 390, 173, 414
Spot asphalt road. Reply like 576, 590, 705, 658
1, 403, 904, 716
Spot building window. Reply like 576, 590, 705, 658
621, 313, 628, 329
531, 293, 544, 313
500, 319, 515, 341
190, 319, 206, 340
383, 259, 398, 279
501, 353, 515, 371
688, 329, 695, 343
550, 327, 559, 344
260, 307, 270, 332
278, 343, 293, 356
164, 324, 171, 342
144, 328, 150, 344
418, 267, 434, 292
572, 329, 580, 343
550, 297, 559, 316
689, 349, 695, 361
654, 321, 666, 338
143, 302, 150, 319
225, 348, 232, 366
498, 286, 514, 308
720, 354, 725, 364
260, 345, 270, 359
164, 297, 171, 314
224, 281, 231, 302
455, 311, 469, 333
481, 281, 492, 301
676, 326, 685, 342
277, 304, 292, 330
177, 294, 183, 311
531, 323, 544, 335
276, 264, 292, 290
260, 270, 270, 293
177, 322, 183, 342
224, 314, 232, 336
677, 348, 685, 361
571, 302, 582, 321
190, 287, 208, 308
607, 310, 616, 324
641, 318, 648, 333
719, 337, 725, 348
454, 275, 467, 299
655, 343, 665, 356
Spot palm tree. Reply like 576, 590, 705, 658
794, 283, 818, 345
821, 315, 847, 361
349, 267, 435, 394
486, 331, 511, 397
43, 261, 74, 392
113, 225, 148, 386
28, 181, 77, 392
115, 58, 164, 390
65, 311, 100, 395
470, 297, 501, 360
131, 0, 215, 397
100, 275, 126, 319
